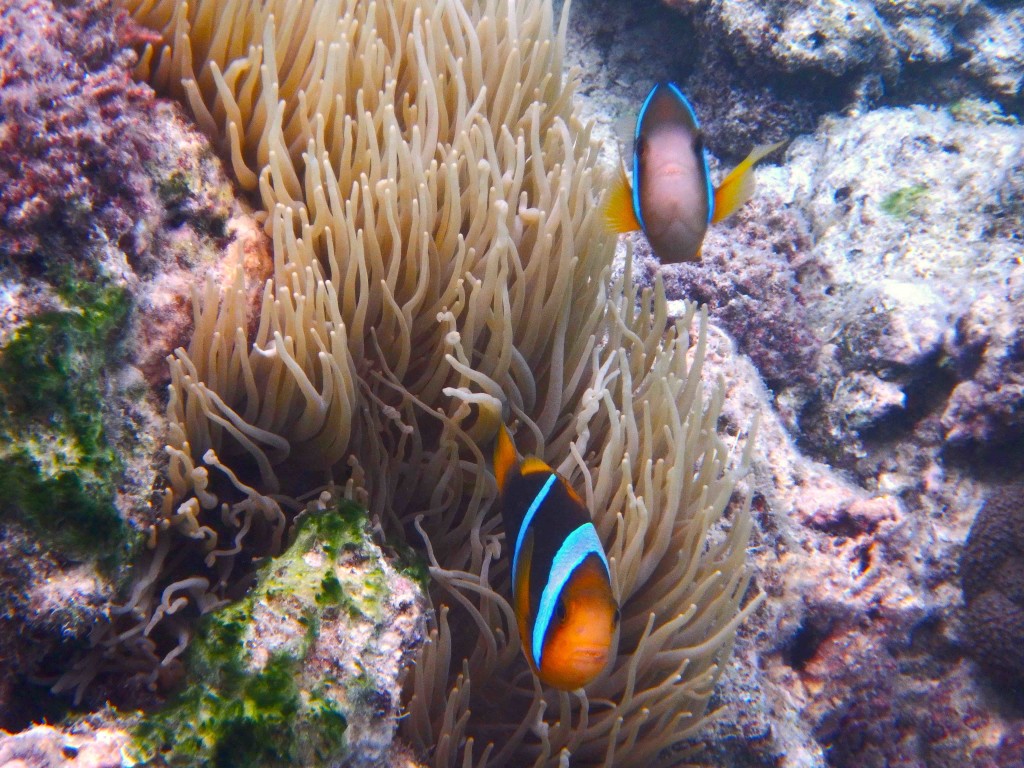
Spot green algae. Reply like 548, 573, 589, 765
949, 98, 1019, 126
880, 184, 929, 219
131, 634, 348, 767
127, 506, 391, 768
0, 278, 137, 563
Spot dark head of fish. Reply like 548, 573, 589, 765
633, 82, 713, 263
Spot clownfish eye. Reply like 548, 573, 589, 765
636, 135, 647, 158
556, 599, 568, 623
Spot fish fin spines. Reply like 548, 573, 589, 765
711, 140, 786, 224
494, 424, 518, 491
603, 163, 641, 234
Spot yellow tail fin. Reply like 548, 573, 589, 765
603, 162, 642, 234
711, 140, 786, 224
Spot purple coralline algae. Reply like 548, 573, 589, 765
654, 191, 822, 392
0, 0, 154, 260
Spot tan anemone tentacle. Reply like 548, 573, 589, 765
109, 0, 761, 764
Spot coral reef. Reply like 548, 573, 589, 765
766, 104, 1024, 473
0, 0, 154, 260
661, 0, 1023, 113
0, 0, 154, 725
562, 0, 815, 161
960, 485, 1024, 685
0, 0, 268, 729
566, 14, 1024, 761
941, 270, 1024, 447
643, 102, 1024, 768
16, 0, 1024, 764
0, 277, 135, 559
669, 329, 1024, 768
652, 192, 821, 393
0, 525, 113, 729
129, 504, 427, 767
0, 722, 130, 768
569, 0, 1020, 171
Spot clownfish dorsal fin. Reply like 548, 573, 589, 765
520, 456, 553, 476
603, 162, 642, 234
711, 140, 786, 224
494, 424, 518, 491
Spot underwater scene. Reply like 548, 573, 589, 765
0, 0, 1021, 765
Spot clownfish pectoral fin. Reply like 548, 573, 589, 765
710, 140, 786, 224
494, 424, 518, 491
603, 162, 642, 235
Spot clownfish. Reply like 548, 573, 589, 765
493, 425, 618, 690
604, 81, 785, 264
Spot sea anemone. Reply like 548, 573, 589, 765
87, 0, 760, 763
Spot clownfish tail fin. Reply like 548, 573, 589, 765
603, 162, 642, 234
494, 424, 518, 492
711, 140, 786, 224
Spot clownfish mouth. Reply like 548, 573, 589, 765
655, 162, 687, 178
571, 647, 610, 665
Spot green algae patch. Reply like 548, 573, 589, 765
127, 504, 410, 768
949, 98, 1019, 126
880, 184, 929, 219
131, 642, 346, 768
0, 280, 137, 563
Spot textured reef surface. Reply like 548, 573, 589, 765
1, 0, 1023, 765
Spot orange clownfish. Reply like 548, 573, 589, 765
494, 425, 618, 691
604, 81, 785, 264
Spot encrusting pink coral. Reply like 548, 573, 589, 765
0, 0, 154, 261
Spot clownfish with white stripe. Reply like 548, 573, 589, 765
493, 424, 618, 691
604, 81, 785, 264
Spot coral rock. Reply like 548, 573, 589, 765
0, 724, 129, 768
654, 192, 822, 393
130, 504, 428, 768
941, 268, 1024, 447
0, 0, 154, 260
960, 486, 1024, 684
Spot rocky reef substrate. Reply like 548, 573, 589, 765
3, 0, 1024, 765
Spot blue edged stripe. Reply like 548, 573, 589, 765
532, 522, 610, 670
512, 473, 557, 584
631, 84, 661, 234
634, 83, 714, 228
